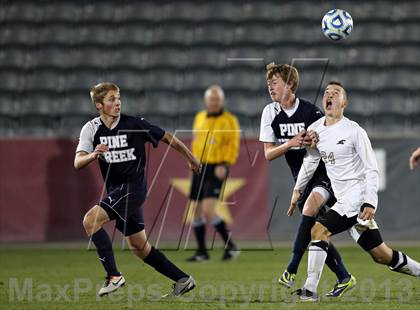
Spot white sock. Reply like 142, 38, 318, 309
390, 251, 420, 277
304, 241, 328, 293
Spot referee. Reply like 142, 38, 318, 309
187, 85, 241, 262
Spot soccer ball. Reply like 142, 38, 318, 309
322, 9, 353, 41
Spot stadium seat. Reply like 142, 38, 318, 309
0, 49, 27, 68
0, 115, 16, 137
14, 115, 57, 136
60, 93, 96, 115
18, 94, 58, 116
0, 70, 24, 91
0, 95, 19, 116
0, 1, 419, 136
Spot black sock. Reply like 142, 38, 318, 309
312, 239, 329, 251
389, 250, 408, 270
325, 242, 351, 282
389, 250, 400, 267
287, 215, 315, 274
213, 219, 234, 248
91, 228, 120, 277
193, 222, 207, 253
144, 247, 188, 282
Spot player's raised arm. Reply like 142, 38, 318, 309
161, 131, 201, 173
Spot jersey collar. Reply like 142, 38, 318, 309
207, 109, 224, 117
100, 115, 121, 130
277, 97, 300, 114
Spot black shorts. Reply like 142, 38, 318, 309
100, 182, 147, 236
317, 209, 358, 235
317, 209, 383, 251
189, 164, 225, 201
297, 171, 336, 215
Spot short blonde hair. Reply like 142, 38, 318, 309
90, 82, 119, 104
266, 63, 299, 93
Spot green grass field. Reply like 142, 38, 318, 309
1, 245, 419, 309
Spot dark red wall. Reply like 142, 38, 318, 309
0, 139, 268, 243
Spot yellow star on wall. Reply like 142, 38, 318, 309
170, 178, 246, 225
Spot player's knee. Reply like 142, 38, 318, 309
193, 212, 201, 220
82, 212, 100, 235
82, 214, 93, 234
302, 196, 322, 217
311, 222, 328, 240
204, 213, 217, 223
193, 209, 203, 220
131, 242, 151, 260
302, 204, 318, 217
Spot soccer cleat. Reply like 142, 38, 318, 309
292, 288, 319, 302
325, 274, 357, 298
222, 245, 241, 261
98, 274, 125, 297
162, 276, 196, 298
186, 252, 209, 262
278, 270, 296, 288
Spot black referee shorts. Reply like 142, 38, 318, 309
189, 163, 225, 201
99, 182, 147, 237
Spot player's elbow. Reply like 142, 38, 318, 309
74, 159, 84, 170
162, 131, 174, 145
264, 150, 274, 161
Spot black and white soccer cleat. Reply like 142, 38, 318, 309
98, 274, 126, 297
162, 276, 196, 298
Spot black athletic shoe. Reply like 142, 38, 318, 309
186, 252, 209, 262
222, 245, 241, 261
292, 288, 319, 302
162, 276, 196, 298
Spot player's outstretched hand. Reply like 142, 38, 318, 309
287, 189, 301, 217
409, 147, 420, 170
189, 157, 201, 174
304, 130, 319, 148
358, 203, 376, 221
288, 130, 307, 148
92, 144, 109, 159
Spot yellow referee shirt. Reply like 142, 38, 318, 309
192, 110, 240, 165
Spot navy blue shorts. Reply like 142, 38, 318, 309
100, 183, 147, 236
189, 164, 225, 201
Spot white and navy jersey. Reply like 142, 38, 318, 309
295, 116, 379, 214
259, 98, 325, 180
76, 114, 165, 189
